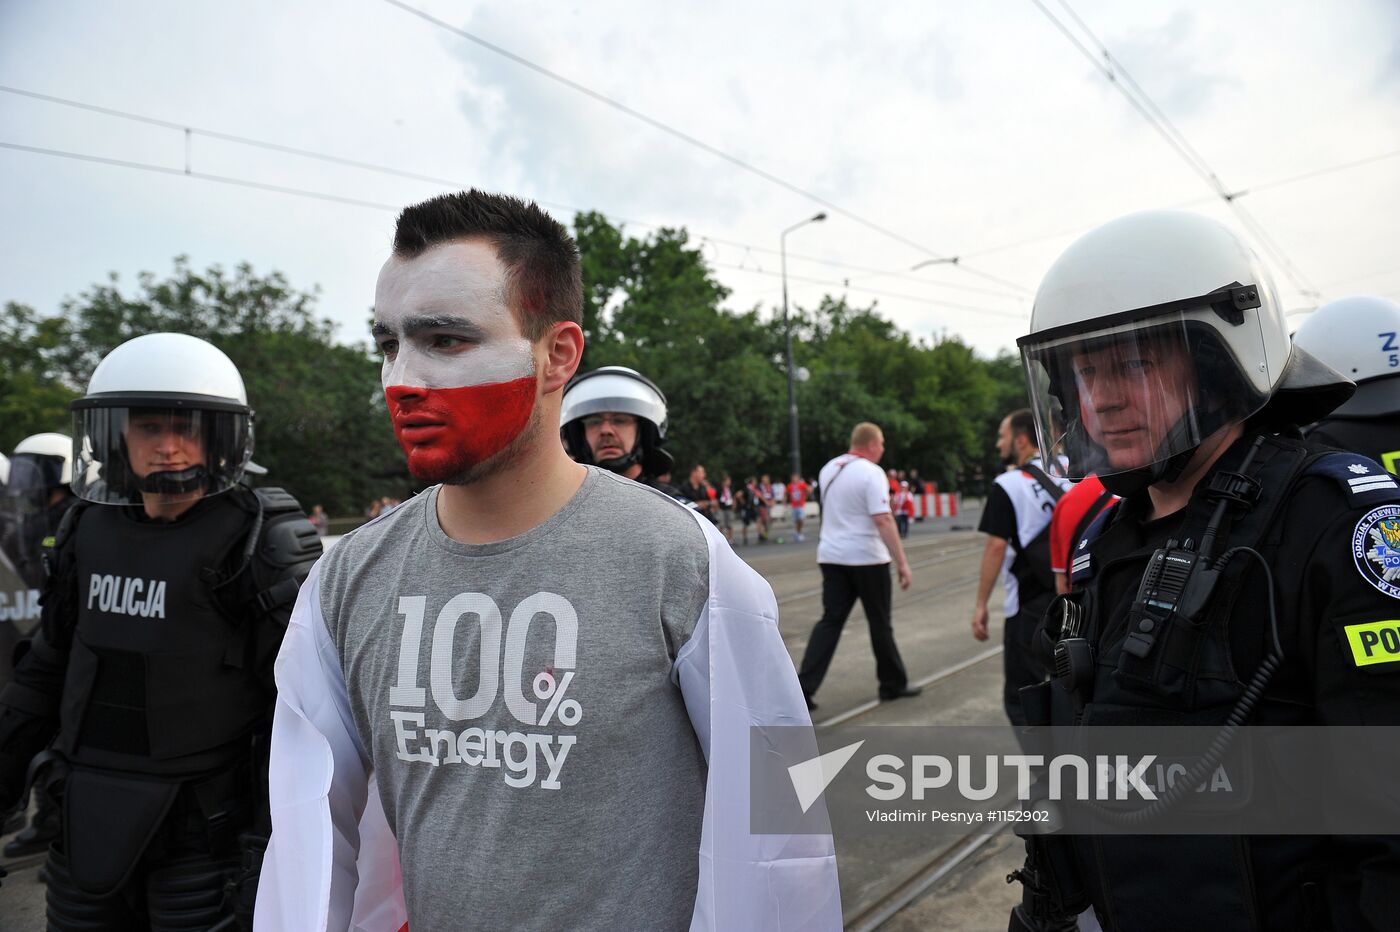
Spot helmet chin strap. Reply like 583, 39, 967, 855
594, 445, 643, 474
139, 465, 208, 495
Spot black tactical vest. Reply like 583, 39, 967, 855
1048, 436, 1328, 930
1308, 415, 1400, 477
60, 494, 268, 775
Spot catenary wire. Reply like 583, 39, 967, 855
714, 262, 1029, 320
956, 144, 1400, 262
378, 0, 1033, 293
0, 139, 1030, 325
0, 84, 1029, 305
1030, 0, 1321, 298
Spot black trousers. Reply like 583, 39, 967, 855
798, 563, 910, 697
1003, 608, 1047, 727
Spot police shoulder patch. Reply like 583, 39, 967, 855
1352, 505, 1400, 599
1308, 452, 1400, 504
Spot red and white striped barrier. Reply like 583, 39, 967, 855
911, 492, 959, 518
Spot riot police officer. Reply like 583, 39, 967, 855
560, 365, 683, 496
1009, 211, 1400, 931
1292, 295, 1400, 472
0, 333, 320, 930
1, 433, 79, 856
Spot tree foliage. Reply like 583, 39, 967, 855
0, 303, 80, 453
575, 214, 1027, 492
5, 258, 408, 514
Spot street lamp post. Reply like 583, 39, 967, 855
781, 211, 826, 481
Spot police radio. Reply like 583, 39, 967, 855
1049, 594, 1094, 705
1119, 540, 1219, 662
1116, 438, 1270, 682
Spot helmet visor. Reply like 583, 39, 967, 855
70, 406, 253, 505
1020, 310, 1268, 482
5, 452, 66, 496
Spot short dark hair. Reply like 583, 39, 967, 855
1007, 408, 1037, 445
392, 190, 583, 342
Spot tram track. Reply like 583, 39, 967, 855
745, 520, 1021, 928
774, 544, 985, 607
749, 536, 984, 582
815, 644, 1002, 728
843, 819, 1012, 931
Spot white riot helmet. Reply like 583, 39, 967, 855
1292, 295, 1400, 418
70, 333, 254, 505
560, 366, 672, 475
9, 433, 73, 490
1018, 210, 1350, 496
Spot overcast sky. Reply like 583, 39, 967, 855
3, 0, 1398, 360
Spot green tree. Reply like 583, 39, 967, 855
22, 258, 407, 514
0, 303, 81, 453
574, 215, 787, 480
571, 212, 1030, 490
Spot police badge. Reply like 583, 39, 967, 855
1353, 504, 1400, 599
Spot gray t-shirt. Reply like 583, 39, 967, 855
318, 467, 710, 930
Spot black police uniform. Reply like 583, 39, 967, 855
1, 493, 78, 857
0, 485, 320, 931
1308, 417, 1400, 477
1016, 432, 1400, 932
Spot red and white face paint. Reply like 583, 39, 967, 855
374, 241, 538, 483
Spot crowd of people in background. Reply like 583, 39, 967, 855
292, 469, 943, 546
334, 469, 937, 547
663, 464, 928, 546
364, 495, 403, 519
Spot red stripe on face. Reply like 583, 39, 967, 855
386, 377, 536, 482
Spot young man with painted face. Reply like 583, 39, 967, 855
0, 333, 321, 931
1008, 211, 1400, 932
256, 191, 840, 932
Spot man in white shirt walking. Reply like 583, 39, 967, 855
798, 422, 917, 710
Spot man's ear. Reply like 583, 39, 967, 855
539, 321, 585, 395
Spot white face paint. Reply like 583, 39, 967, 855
373, 240, 534, 390
374, 239, 543, 483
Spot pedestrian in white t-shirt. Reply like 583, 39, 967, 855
797, 422, 917, 709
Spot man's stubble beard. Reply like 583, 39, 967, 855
440, 401, 545, 488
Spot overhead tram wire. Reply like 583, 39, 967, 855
1029, 0, 1322, 299
0, 138, 1027, 322
699, 237, 1026, 300
0, 141, 403, 212
953, 145, 1400, 262
0, 84, 1028, 307
715, 262, 1029, 321
378, 0, 1033, 294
